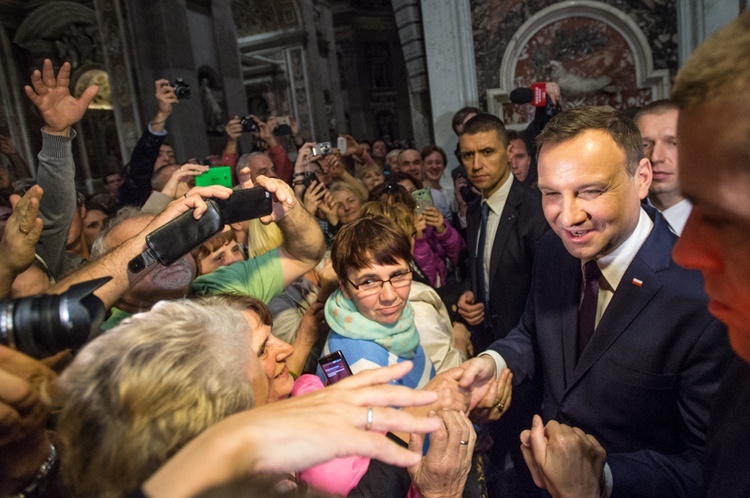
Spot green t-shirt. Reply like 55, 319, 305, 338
190, 248, 285, 303
99, 307, 132, 331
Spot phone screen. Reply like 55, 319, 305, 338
318, 350, 353, 385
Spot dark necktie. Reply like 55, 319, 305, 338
476, 201, 490, 307
577, 260, 601, 360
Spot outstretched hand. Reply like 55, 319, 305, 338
24, 59, 98, 136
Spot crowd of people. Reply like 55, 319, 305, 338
1, 10, 750, 498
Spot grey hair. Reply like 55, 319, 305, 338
90, 206, 152, 260
55, 300, 255, 497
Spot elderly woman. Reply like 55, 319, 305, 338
321, 215, 435, 389
54, 300, 261, 497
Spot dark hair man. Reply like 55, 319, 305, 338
459, 106, 728, 497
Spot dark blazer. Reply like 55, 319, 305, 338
465, 176, 549, 351
490, 207, 730, 497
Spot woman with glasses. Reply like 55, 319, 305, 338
321, 215, 435, 389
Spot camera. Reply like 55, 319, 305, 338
240, 115, 259, 133
310, 141, 332, 158
172, 78, 191, 99
0, 277, 110, 358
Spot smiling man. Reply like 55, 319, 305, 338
458, 106, 728, 497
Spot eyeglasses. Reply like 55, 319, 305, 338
347, 270, 413, 297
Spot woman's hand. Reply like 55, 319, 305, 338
422, 207, 445, 234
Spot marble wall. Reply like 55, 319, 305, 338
471, 0, 679, 115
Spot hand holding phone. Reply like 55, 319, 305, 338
412, 188, 434, 215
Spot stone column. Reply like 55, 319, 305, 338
420, 0, 477, 186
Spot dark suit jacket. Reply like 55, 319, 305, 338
465, 176, 549, 351
490, 207, 730, 497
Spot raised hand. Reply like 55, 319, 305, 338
24, 59, 98, 136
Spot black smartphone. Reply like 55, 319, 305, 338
318, 350, 353, 385
145, 200, 224, 267
301, 171, 319, 190
215, 186, 273, 224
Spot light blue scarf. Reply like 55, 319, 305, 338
324, 288, 419, 359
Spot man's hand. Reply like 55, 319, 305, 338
409, 410, 476, 498
544, 82, 561, 106
225, 116, 242, 142
0, 346, 56, 496
520, 415, 606, 498
0, 135, 19, 156
302, 179, 326, 215
457, 291, 485, 325
155, 79, 178, 116
160, 164, 209, 199
253, 175, 298, 225
24, 59, 98, 136
0, 186, 44, 299
251, 114, 278, 148
458, 355, 497, 410
469, 368, 512, 424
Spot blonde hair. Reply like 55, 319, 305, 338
671, 11, 750, 109
245, 218, 283, 258
360, 200, 415, 240
55, 300, 255, 497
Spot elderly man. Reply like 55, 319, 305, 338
91, 175, 324, 330
634, 100, 692, 235
459, 106, 728, 497
236, 151, 277, 185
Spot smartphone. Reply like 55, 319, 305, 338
412, 188, 434, 215
195, 166, 232, 188
337, 136, 348, 155
214, 186, 273, 224
301, 171, 319, 190
318, 350, 353, 385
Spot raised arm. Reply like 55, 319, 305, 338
24, 59, 97, 280
254, 175, 326, 287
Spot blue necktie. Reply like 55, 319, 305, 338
577, 260, 601, 360
476, 202, 490, 307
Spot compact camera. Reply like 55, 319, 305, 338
172, 78, 191, 99
310, 141, 332, 158
240, 115, 259, 133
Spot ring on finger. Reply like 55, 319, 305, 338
495, 402, 504, 411
18, 225, 30, 235
459, 440, 469, 446
365, 407, 374, 431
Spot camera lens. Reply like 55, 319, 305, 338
0, 277, 110, 358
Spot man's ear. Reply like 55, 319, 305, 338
635, 158, 652, 200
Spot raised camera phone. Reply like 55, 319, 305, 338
195, 166, 232, 188
337, 136, 348, 155
412, 188, 434, 215
301, 171, 319, 190
318, 350, 353, 385
128, 187, 272, 273
310, 141, 332, 158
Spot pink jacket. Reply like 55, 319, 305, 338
293, 375, 372, 495
413, 221, 466, 288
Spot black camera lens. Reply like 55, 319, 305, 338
172, 78, 191, 99
239, 116, 259, 133
0, 277, 110, 358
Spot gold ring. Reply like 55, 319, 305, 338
18, 226, 30, 235
495, 402, 505, 411
459, 440, 469, 446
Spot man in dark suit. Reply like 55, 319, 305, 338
456, 114, 549, 350
460, 106, 729, 497
455, 114, 549, 496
